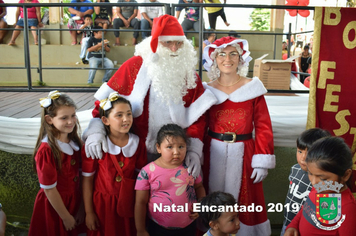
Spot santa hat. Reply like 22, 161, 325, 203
202, 36, 252, 72
150, 14, 186, 59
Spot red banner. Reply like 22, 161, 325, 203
307, 7, 356, 193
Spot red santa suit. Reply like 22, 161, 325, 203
29, 137, 81, 236
82, 134, 146, 236
202, 77, 275, 236
85, 15, 217, 160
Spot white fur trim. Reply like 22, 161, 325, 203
203, 77, 267, 105
121, 63, 151, 118
169, 88, 217, 128
159, 36, 186, 41
82, 171, 95, 177
208, 139, 244, 201
40, 182, 57, 189
107, 133, 139, 158
81, 118, 105, 142
251, 154, 276, 169
237, 220, 271, 236
94, 82, 116, 101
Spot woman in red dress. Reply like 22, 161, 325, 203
202, 37, 276, 236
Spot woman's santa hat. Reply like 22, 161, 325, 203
150, 14, 186, 61
203, 36, 252, 72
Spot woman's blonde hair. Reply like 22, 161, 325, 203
33, 94, 81, 173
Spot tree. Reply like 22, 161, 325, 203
249, 8, 271, 31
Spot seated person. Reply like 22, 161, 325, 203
67, 0, 94, 45
176, 0, 203, 34
94, 0, 112, 33
86, 26, 114, 84
8, 0, 43, 46
139, 0, 163, 39
79, 14, 93, 64
112, 0, 140, 46
0, 0, 8, 44
202, 29, 216, 52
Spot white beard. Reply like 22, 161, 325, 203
135, 37, 198, 105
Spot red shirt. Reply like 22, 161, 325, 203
19, 0, 39, 19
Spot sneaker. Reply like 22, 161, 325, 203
82, 58, 89, 64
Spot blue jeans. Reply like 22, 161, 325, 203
88, 57, 114, 83
141, 18, 152, 39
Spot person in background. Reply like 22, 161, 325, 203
0, 0, 8, 44
28, 91, 84, 236
280, 128, 331, 236
94, 0, 112, 33
82, 93, 146, 236
78, 14, 93, 64
86, 26, 114, 84
112, 0, 140, 46
200, 191, 240, 236
139, 0, 163, 39
202, 29, 216, 51
201, 0, 229, 29
135, 124, 206, 236
297, 45, 311, 84
8, 0, 43, 46
176, 0, 203, 34
67, 0, 94, 45
202, 36, 275, 235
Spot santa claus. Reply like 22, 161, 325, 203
83, 14, 217, 177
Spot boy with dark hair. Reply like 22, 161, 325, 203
86, 26, 114, 84
79, 14, 93, 64
200, 191, 240, 236
280, 128, 331, 236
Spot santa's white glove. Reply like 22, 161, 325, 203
85, 133, 108, 159
185, 151, 201, 178
250, 168, 268, 184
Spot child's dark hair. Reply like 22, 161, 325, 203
92, 25, 103, 34
204, 29, 215, 40
200, 191, 237, 228
99, 96, 132, 134
84, 14, 92, 20
33, 93, 81, 173
297, 128, 331, 150
306, 136, 352, 186
156, 124, 188, 146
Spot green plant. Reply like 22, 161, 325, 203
36, 80, 46, 86
249, 8, 271, 31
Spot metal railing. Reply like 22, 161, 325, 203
0, 2, 314, 93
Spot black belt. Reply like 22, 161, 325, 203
208, 130, 252, 143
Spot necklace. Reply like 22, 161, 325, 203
216, 76, 242, 87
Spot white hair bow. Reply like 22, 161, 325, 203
39, 90, 61, 108
100, 92, 120, 111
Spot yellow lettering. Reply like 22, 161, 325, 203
333, 110, 351, 136
323, 84, 341, 112
343, 21, 356, 49
351, 127, 356, 153
318, 61, 336, 89
324, 7, 341, 25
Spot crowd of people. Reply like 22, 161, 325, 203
1, 13, 355, 236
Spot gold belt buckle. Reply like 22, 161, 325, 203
224, 132, 236, 143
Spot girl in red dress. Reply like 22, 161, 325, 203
82, 92, 146, 236
29, 91, 83, 236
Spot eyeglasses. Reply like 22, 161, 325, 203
160, 41, 184, 48
217, 51, 239, 59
